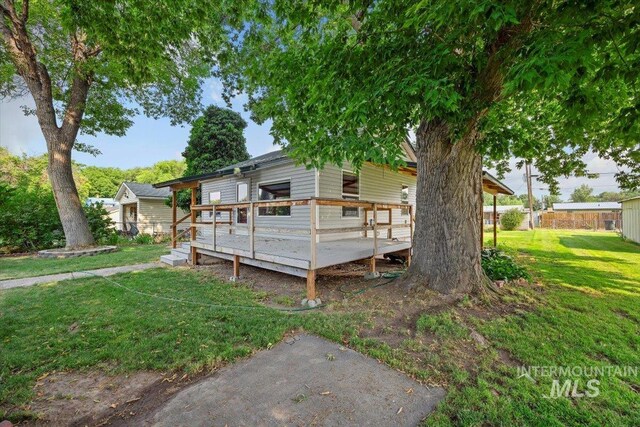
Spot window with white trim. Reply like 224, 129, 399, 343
209, 191, 222, 219
342, 170, 360, 217
258, 180, 291, 216
237, 183, 248, 224
401, 185, 409, 215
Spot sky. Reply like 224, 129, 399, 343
0, 79, 625, 201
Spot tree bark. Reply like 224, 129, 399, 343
407, 119, 487, 294
1, 4, 96, 249
46, 140, 96, 249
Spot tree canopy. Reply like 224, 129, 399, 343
182, 105, 250, 176
221, 0, 638, 188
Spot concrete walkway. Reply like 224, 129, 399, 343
149, 334, 445, 426
0, 262, 162, 290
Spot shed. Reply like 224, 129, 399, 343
621, 196, 640, 244
114, 182, 189, 235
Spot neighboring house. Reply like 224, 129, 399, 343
621, 196, 640, 244
114, 182, 189, 235
85, 197, 119, 208
482, 205, 531, 230
154, 146, 513, 304
552, 202, 621, 213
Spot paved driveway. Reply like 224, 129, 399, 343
149, 334, 445, 426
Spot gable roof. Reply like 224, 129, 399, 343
553, 202, 621, 211
153, 146, 512, 195
116, 182, 171, 200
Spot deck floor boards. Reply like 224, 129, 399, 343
194, 234, 410, 269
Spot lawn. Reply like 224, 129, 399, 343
0, 244, 170, 280
0, 268, 358, 421
427, 230, 640, 426
1, 230, 639, 425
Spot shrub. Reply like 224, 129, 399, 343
84, 202, 117, 244
500, 208, 525, 231
0, 184, 64, 253
134, 233, 154, 244
481, 248, 530, 281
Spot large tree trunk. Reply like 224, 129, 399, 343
407, 119, 487, 294
46, 143, 96, 249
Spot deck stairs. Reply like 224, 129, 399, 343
160, 243, 191, 266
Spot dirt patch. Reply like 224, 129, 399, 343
18, 371, 160, 425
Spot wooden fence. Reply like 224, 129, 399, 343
539, 212, 622, 230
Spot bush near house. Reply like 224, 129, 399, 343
481, 247, 530, 281
500, 208, 525, 231
0, 184, 117, 253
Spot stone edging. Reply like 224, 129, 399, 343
37, 246, 118, 259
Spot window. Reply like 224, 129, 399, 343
209, 191, 221, 204
401, 185, 409, 215
236, 183, 248, 224
258, 181, 291, 216
209, 191, 222, 219
342, 170, 360, 217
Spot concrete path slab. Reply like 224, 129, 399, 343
0, 262, 162, 290
150, 334, 445, 427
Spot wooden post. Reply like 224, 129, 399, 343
493, 194, 497, 247
212, 205, 217, 251
307, 199, 317, 302
171, 189, 177, 249
388, 208, 393, 239
306, 270, 316, 300
249, 202, 255, 258
372, 203, 378, 257
310, 199, 317, 270
369, 256, 376, 273
233, 255, 240, 278
190, 187, 197, 265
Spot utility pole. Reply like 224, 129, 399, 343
525, 162, 535, 229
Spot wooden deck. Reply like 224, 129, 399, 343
192, 234, 411, 270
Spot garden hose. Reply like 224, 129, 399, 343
338, 270, 406, 296
73, 270, 324, 313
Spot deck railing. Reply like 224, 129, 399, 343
190, 198, 413, 262
188, 197, 413, 300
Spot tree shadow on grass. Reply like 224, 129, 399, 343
559, 235, 640, 254
517, 247, 640, 297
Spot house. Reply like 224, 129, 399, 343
482, 205, 531, 230
85, 197, 119, 208
154, 146, 513, 304
621, 196, 640, 243
114, 182, 189, 235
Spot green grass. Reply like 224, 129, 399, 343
0, 268, 359, 421
1, 229, 639, 425
0, 244, 170, 280
427, 230, 640, 426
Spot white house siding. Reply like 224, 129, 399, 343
200, 161, 317, 240
137, 198, 184, 234
116, 185, 139, 229
621, 198, 640, 244
317, 163, 417, 241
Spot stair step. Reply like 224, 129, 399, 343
181, 242, 191, 250
172, 247, 190, 255
160, 254, 187, 267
